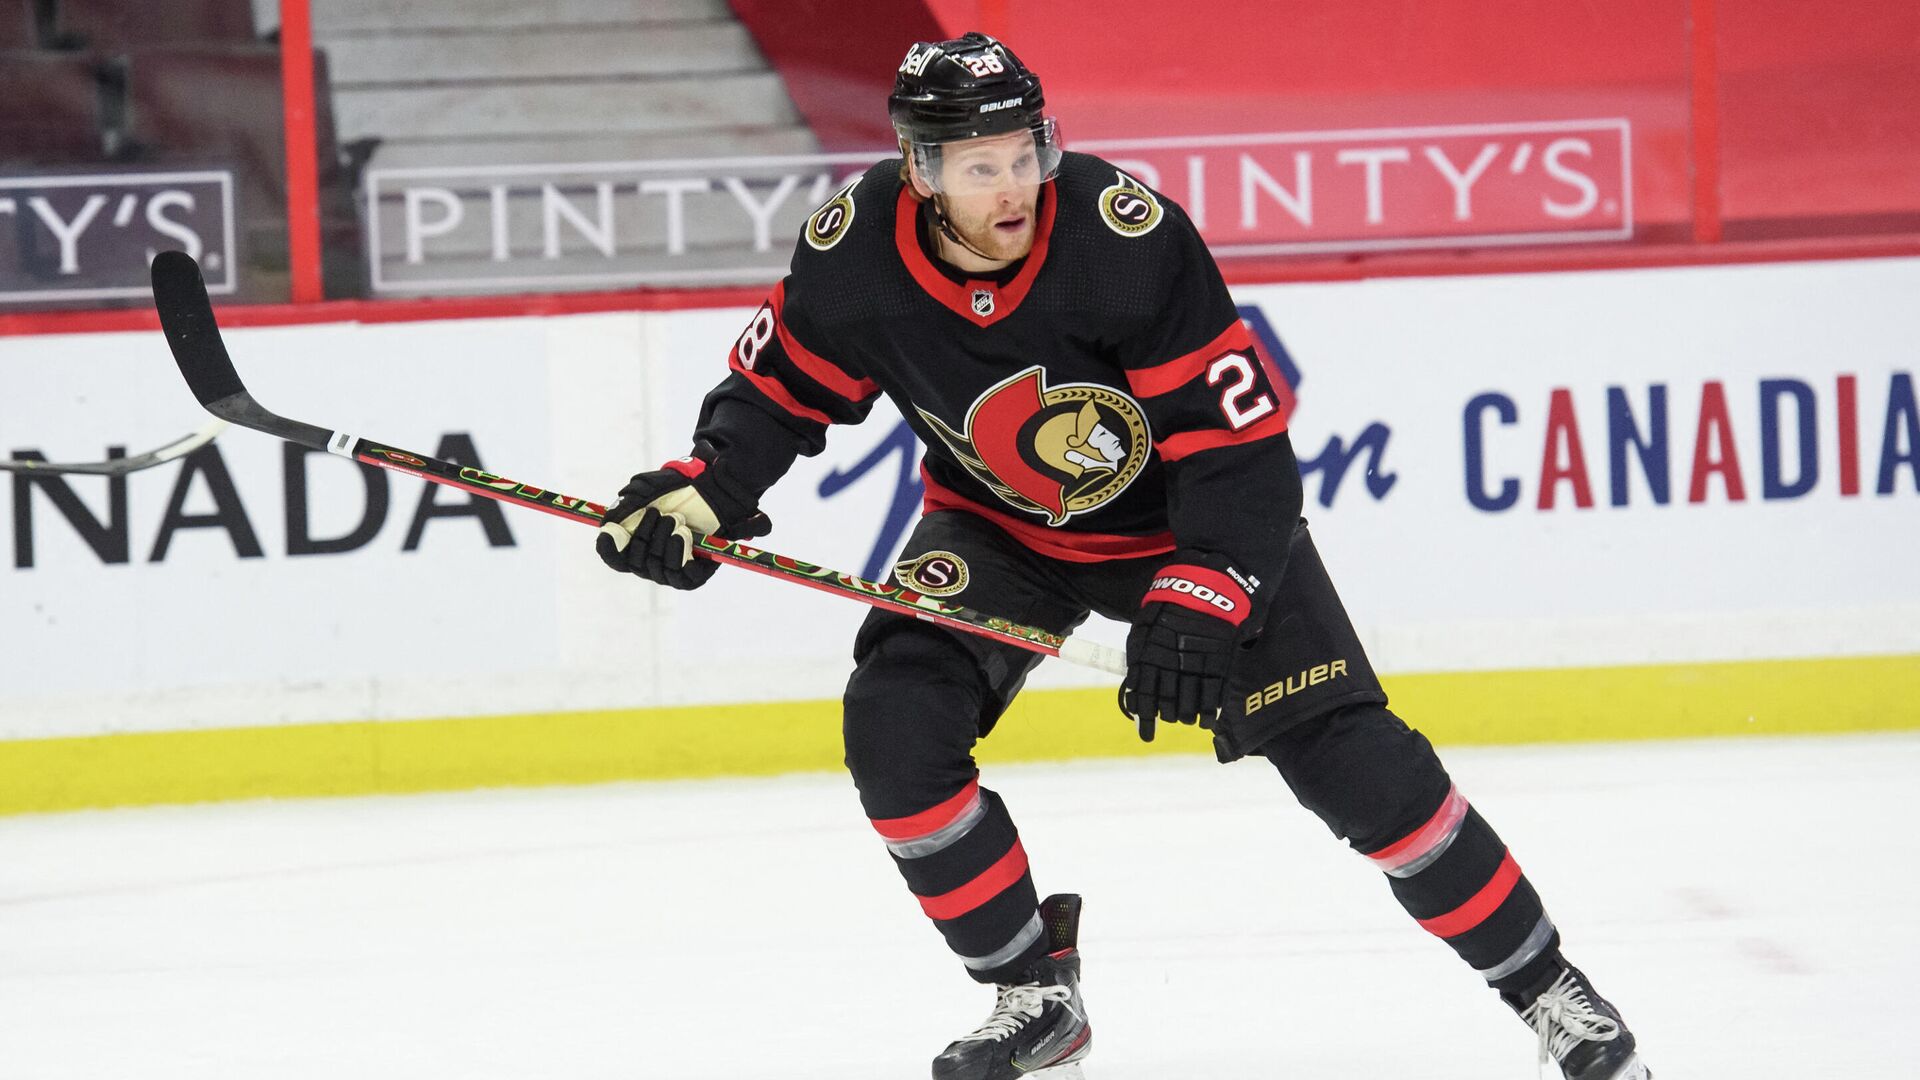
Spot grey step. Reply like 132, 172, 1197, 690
311, 0, 731, 33
322, 23, 763, 84
366, 168, 853, 258
363, 126, 823, 169
333, 71, 799, 141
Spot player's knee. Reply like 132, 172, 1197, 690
1269, 704, 1454, 852
842, 620, 988, 793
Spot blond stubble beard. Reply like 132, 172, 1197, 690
937, 195, 1038, 265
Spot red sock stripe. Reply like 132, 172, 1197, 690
871, 778, 981, 842
1417, 850, 1522, 938
1143, 564, 1251, 626
916, 839, 1029, 921
1367, 785, 1467, 873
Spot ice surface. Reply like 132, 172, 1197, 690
2, 733, 1913, 1078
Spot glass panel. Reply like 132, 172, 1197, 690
5, 0, 1919, 311
1, 0, 295, 309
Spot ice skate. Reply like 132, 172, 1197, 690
1502, 959, 1651, 1080
931, 894, 1091, 1080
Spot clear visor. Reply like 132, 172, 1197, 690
908, 117, 1062, 196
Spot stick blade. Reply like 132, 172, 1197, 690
151, 250, 245, 408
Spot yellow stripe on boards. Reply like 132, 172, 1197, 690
3, 653, 1916, 816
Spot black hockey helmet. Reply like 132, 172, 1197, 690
889, 31, 1062, 194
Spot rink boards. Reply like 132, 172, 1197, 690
3, 256, 1917, 812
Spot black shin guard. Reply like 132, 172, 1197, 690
844, 618, 1050, 983
1260, 704, 1559, 992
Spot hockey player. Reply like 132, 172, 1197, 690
596, 31, 1651, 1080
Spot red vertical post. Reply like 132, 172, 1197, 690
280, 0, 324, 302
1689, 0, 1723, 244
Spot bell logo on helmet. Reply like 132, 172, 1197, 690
1098, 171, 1164, 238
900, 44, 939, 77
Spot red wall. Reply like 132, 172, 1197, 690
863, 0, 1920, 240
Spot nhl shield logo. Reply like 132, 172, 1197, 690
971, 289, 995, 317
918, 367, 1152, 526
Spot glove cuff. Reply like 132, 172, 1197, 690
660, 454, 760, 533
1142, 562, 1253, 627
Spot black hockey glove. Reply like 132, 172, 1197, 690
1118, 555, 1256, 742
594, 461, 770, 591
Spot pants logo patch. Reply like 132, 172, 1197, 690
894, 550, 971, 596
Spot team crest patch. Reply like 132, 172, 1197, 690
919, 366, 1152, 526
1097, 171, 1163, 237
804, 176, 861, 251
971, 288, 995, 317
894, 551, 971, 597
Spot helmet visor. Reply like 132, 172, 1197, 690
907, 118, 1062, 196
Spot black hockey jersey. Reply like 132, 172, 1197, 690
684, 151, 1302, 607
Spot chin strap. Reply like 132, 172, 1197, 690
929, 195, 1000, 265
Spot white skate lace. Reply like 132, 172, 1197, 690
1521, 968, 1621, 1075
957, 983, 1076, 1043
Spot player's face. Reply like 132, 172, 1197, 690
932, 132, 1043, 263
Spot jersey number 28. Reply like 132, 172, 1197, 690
735, 303, 776, 371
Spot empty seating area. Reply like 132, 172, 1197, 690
1, 0, 366, 299
1, 0, 281, 168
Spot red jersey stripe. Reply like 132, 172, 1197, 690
917, 839, 1030, 921
772, 281, 879, 404
921, 466, 1175, 563
1154, 408, 1290, 463
1417, 850, 1522, 939
1125, 320, 1255, 398
871, 777, 982, 842
730, 354, 835, 426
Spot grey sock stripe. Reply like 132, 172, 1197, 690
886, 788, 989, 859
1387, 815, 1466, 878
962, 912, 1046, 972
1477, 913, 1557, 982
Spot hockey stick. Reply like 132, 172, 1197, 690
0, 418, 228, 476
148, 251, 1126, 676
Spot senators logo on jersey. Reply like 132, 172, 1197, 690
805, 176, 861, 251
1097, 170, 1163, 237
920, 367, 1151, 526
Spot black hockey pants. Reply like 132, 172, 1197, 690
841, 510, 1559, 992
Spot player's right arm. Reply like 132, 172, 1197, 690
596, 278, 881, 589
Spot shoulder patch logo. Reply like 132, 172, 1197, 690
805, 175, 862, 251
894, 551, 971, 597
1097, 171, 1163, 238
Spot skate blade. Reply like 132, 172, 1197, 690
1610, 1054, 1651, 1080
1024, 1064, 1084, 1080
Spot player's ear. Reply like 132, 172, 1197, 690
904, 151, 937, 200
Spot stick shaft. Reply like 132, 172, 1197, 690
352, 437, 1119, 668
149, 251, 1126, 676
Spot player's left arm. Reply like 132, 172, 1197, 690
1116, 208, 1305, 735
1123, 208, 1302, 614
